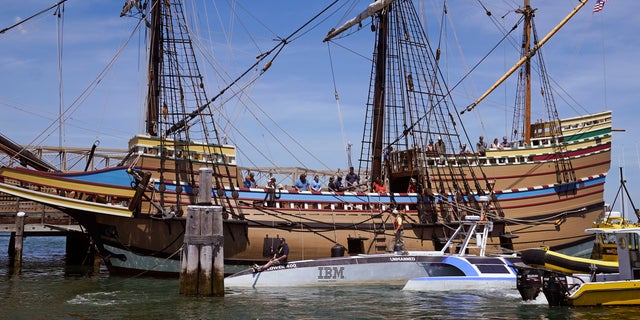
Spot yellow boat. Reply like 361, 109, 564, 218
541, 227, 640, 306
563, 281, 640, 306
519, 209, 639, 274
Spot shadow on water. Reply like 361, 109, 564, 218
0, 234, 98, 279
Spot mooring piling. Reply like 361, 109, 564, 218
179, 167, 224, 296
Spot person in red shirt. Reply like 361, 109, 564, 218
373, 177, 386, 193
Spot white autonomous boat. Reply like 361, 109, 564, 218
225, 216, 520, 288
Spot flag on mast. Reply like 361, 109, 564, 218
593, 0, 608, 13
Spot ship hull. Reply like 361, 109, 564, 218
0, 112, 612, 276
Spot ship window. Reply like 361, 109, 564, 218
476, 264, 510, 274
630, 233, 640, 251
425, 263, 465, 277
602, 233, 617, 245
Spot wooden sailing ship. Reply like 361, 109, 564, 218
0, 0, 610, 276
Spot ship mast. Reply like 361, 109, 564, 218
517, 0, 534, 144
324, 0, 395, 185
369, 7, 388, 187
461, 0, 588, 118
146, 0, 161, 136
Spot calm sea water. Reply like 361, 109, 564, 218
1, 235, 639, 320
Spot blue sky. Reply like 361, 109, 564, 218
1, 0, 639, 215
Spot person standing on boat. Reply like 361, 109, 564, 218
476, 136, 487, 156
392, 209, 405, 251
407, 178, 417, 193
384, 145, 393, 175
253, 238, 289, 272
435, 136, 446, 164
373, 177, 386, 193
294, 173, 310, 191
335, 176, 344, 191
435, 136, 446, 154
345, 167, 360, 191
491, 138, 502, 149
500, 136, 511, 148
243, 172, 257, 188
243, 175, 252, 188
328, 176, 338, 191
459, 143, 470, 155
264, 177, 278, 207
249, 172, 257, 187
310, 175, 323, 192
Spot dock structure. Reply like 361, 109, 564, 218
1, 210, 98, 274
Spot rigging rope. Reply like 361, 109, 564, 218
326, 43, 351, 168
56, 3, 65, 166
0, 0, 68, 35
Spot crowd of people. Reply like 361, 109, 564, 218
245, 166, 379, 194
246, 134, 514, 195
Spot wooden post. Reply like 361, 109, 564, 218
197, 167, 213, 204
179, 168, 224, 296
212, 206, 224, 296
11, 212, 26, 272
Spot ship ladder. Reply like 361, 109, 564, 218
369, 211, 389, 254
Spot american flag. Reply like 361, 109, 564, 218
593, 0, 607, 13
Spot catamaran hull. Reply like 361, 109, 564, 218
401, 256, 518, 291
225, 252, 520, 288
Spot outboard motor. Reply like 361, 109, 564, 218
516, 266, 543, 301
542, 271, 570, 307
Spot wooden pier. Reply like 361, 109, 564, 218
1, 198, 99, 273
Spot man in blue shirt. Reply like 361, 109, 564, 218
345, 167, 359, 190
294, 173, 310, 191
310, 174, 323, 192
243, 175, 252, 188
335, 176, 344, 191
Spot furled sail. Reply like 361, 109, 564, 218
323, 0, 395, 42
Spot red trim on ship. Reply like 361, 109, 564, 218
532, 142, 611, 161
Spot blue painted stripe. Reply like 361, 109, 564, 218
59, 168, 604, 207
493, 175, 605, 201
54, 167, 134, 187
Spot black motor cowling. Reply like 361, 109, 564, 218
515, 266, 544, 301
542, 271, 571, 307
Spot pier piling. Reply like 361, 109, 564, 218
9, 211, 26, 272
179, 168, 224, 296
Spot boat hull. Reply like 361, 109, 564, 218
225, 252, 520, 288
568, 281, 640, 306
401, 256, 518, 291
